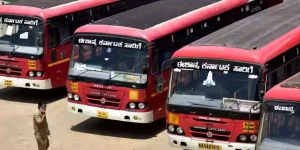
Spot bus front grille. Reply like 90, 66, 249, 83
86, 94, 121, 108
189, 126, 231, 141
0, 66, 22, 76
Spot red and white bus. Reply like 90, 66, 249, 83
166, 0, 299, 149
0, 0, 157, 89
256, 72, 300, 150
67, 0, 282, 124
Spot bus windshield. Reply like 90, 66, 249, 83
168, 59, 261, 109
258, 101, 300, 150
69, 35, 149, 84
0, 15, 44, 55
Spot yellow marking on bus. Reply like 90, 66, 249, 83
243, 122, 255, 132
70, 82, 78, 92
168, 113, 179, 125
129, 90, 139, 101
28, 60, 37, 69
151, 86, 168, 97
48, 58, 70, 67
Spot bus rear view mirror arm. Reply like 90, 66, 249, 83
160, 59, 171, 76
61, 36, 74, 45
36, 32, 43, 47
156, 76, 164, 92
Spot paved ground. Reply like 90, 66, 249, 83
0, 86, 179, 150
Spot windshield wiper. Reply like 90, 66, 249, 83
187, 101, 214, 108
103, 72, 126, 85
73, 64, 137, 85
75, 68, 127, 85
75, 67, 106, 77
5, 45, 20, 57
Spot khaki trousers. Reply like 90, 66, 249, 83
36, 137, 49, 150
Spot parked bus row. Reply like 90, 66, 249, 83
0, 0, 159, 89
0, 0, 295, 150
164, 0, 300, 150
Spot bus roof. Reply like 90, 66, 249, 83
93, 0, 220, 30
264, 72, 300, 102
172, 46, 261, 63
0, 0, 117, 20
190, 0, 300, 50
2, 0, 78, 8
173, 0, 300, 64
43, 0, 116, 19
76, 0, 249, 41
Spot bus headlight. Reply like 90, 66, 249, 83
67, 93, 73, 99
138, 103, 145, 109
129, 102, 136, 109
176, 127, 183, 134
36, 71, 42, 77
250, 135, 257, 142
74, 95, 80, 101
168, 125, 175, 132
239, 135, 247, 142
29, 71, 34, 77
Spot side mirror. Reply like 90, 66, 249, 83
36, 32, 43, 46
259, 82, 265, 100
62, 36, 73, 44
141, 55, 149, 74
252, 103, 261, 110
142, 64, 148, 74
155, 76, 164, 92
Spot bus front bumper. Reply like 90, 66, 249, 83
168, 134, 255, 150
68, 102, 154, 123
0, 76, 52, 89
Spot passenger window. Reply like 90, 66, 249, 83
266, 65, 287, 90
287, 58, 300, 76
70, 21, 82, 35
277, 66, 287, 83
152, 52, 159, 74
51, 50, 57, 63
162, 50, 172, 70
48, 27, 59, 48
58, 24, 70, 44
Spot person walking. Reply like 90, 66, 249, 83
33, 102, 50, 150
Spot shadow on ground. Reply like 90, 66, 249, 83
71, 117, 166, 139
0, 86, 67, 103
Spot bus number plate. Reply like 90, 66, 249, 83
199, 143, 222, 150
97, 111, 108, 119
4, 80, 13, 86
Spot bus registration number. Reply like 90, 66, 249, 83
97, 111, 108, 119
199, 143, 222, 150
4, 80, 13, 86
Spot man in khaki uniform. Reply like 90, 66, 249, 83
33, 102, 50, 150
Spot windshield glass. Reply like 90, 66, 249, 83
0, 15, 44, 55
69, 35, 149, 84
168, 59, 261, 110
258, 101, 300, 149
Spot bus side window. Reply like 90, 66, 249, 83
266, 72, 278, 90
51, 50, 57, 63
48, 26, 60, 48
267, 66, 287, 90
70, 21, 82, 36
152, 52, 159, 74
162, 50, 172, 70
58, 24, 70, 44
287, 57, 300, 76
